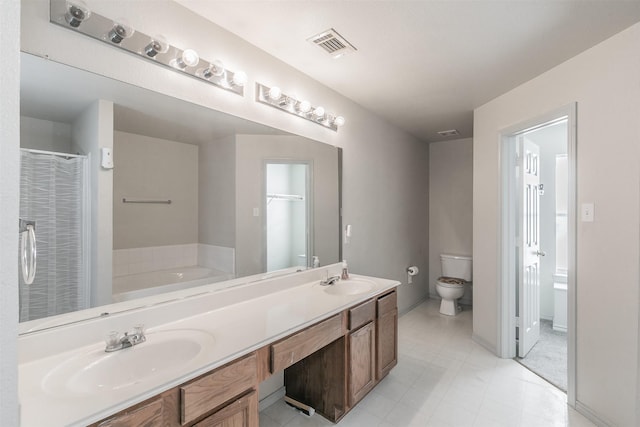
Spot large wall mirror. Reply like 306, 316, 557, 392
19, 52, 341, 334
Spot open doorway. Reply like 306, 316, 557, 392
499, 104, 577, 403
515, 120, 568, 390
264, 162, 312, 271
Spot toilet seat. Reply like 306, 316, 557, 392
437, 277, 465, 287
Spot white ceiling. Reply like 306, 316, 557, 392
177, 0, 640, 142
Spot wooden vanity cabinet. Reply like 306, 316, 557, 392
282, 313, 348, 422
180, 353, 257, 426
191, 390, 258, 427
91, 354, 259, 427
347, 321, 376, 406
376, 290, 398, 380
347, 299, 377, 407
270, 313, 344, 373
92, 287, 398, 427
95, 396, 164, 426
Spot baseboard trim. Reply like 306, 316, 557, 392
575, 401, 614, 427
259, 386, 286, 412
471, 333, 498, 356
399, 295, 430, 317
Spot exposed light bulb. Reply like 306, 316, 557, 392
297, 100, 312, 113
334, 116, 345, 127
210, 60, 225, 77
173, 49, 199, 69
268, 86, 282, 101
144, 35, 169, 58
313, 106, 325, 119
65, 0, 91, 28
108, 19, 134, 44
232, 71, 247, 87
181, 49, 200, 67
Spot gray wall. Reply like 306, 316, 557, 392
20, 116, 72, 152
0, 0, 20, 424
428, 138, 473, 304
113, 131, 198, 249
199, 135, 236, 248
71, 100, 113, 307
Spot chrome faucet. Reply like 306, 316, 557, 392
320, 275, 341, 286
105, 325, 146, 352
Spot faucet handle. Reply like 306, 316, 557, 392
131, 324, 145, 337
105, 331, 120, 350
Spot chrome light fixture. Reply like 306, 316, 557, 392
144, 35, 169, 58
108, 19, 134, 44
199, 59, 225, 79
64, 0, 90, 28
50, 0, 246, 96
256, 83, 345, 131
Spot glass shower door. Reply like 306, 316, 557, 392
19, 149, 90, 322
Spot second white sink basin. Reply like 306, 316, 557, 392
324, 278, 376, 296
42, 328, 214, 397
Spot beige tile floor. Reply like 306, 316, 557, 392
259, 299, 596, 427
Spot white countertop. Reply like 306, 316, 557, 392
18, 269, 399, 426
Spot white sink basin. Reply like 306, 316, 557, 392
42, 328, 214, 396
324, 278, 376, 296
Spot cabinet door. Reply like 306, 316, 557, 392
376, 308, 398, 380
348, 321, 376, 406
193, 390, 258, 427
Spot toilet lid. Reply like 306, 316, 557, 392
438, 277, 465, 286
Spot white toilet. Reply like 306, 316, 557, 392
435, 254, 472, 316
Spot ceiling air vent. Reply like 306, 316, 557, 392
307, 28, 357, 59
437, 129, 460, 137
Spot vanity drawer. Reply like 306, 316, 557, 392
271, 313, 344, 373
377, 290, 397, 317
349, 299, 375, 330
97, 397, 163, 426
180, 353, 257, 425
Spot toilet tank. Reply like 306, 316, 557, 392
440, 254, 472, 281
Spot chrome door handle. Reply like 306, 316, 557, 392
536, 250, 546, 257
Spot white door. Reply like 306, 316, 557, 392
517, 138, 542, 357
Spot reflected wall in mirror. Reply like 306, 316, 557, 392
19, 53, 340, 331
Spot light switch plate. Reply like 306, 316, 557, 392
100, 147, 114, 169
581, 203, 594, 222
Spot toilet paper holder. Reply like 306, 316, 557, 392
406, 266, 419, 284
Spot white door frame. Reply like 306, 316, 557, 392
498, 103, 577, 406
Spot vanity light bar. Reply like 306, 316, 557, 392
256, 83, 345, 132
49, 0, 246, 96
